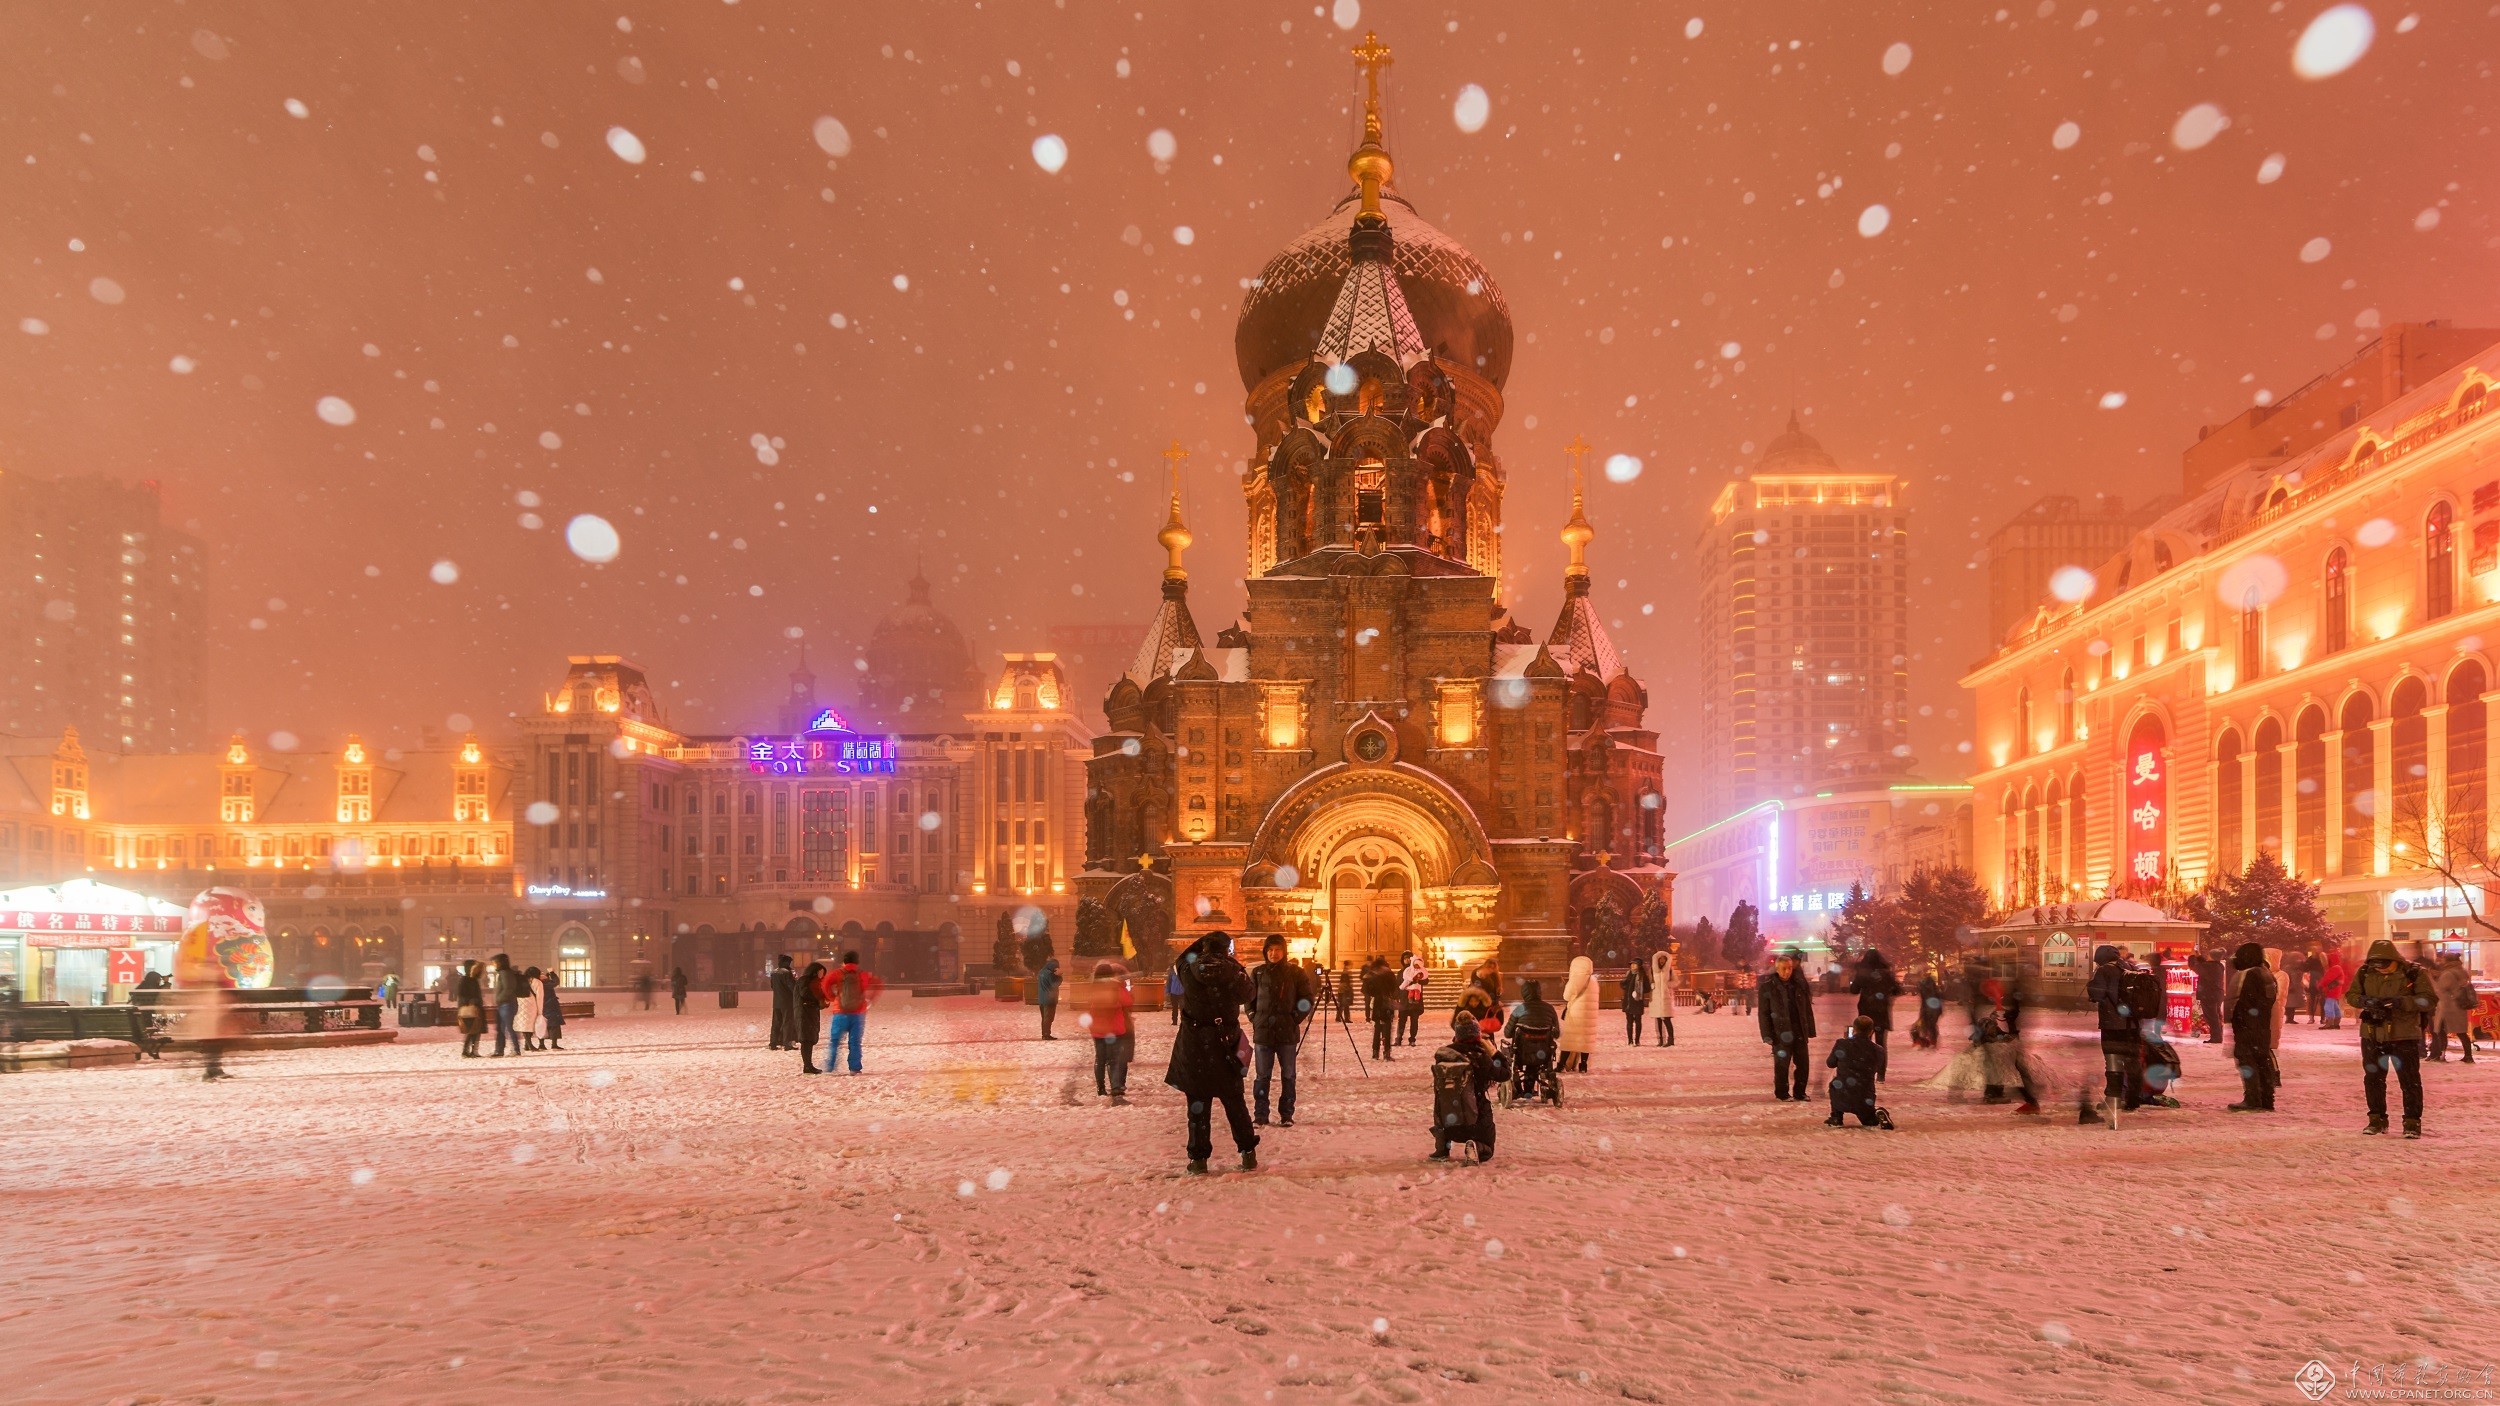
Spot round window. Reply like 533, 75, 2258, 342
1353, 730, 1389, 762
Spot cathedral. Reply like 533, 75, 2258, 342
1081, 35, 1667, 973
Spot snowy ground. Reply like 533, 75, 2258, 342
6, 992, 2499, 1405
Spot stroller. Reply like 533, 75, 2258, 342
1499, 1012, 1563, 1107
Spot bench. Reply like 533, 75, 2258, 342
5, 1002, 170, 1058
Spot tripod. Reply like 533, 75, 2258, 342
1307, 998, 1370, 1079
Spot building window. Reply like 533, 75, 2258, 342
2016, 688, 2033, 755
2237, 587, 2264, 685
2057, 668, 2076, 745
2340, 693, 2376, 877
2427, 501, 2458, 620
2324, 548, 2350, 655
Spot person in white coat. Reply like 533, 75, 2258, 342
1649, 949, 1679, 1047
1557, 955, 1599, 1073
517, 966, 545, 1051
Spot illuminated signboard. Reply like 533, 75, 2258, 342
745, 708, 898, 777
526, 884, 608, 901
2124, 715, 2167, 885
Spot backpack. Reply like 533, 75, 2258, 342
1431, 1048, 1480, 1134
836, 967, 864, 1012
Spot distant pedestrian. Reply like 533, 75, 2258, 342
540, 967, 566, 1051
1909, 965, 1943, 1049
454, 960, 485, 1059
1334, 962, 1356, 1025
1428, 1010, 1499, 1164
2299, 949, 2327, 1024
1847, 948, 1902, 1081
1650, 949, 1679, 1046
488, 953, 524, 1057
1733, 967, 1757, 1017
1365, 956, 1399, 1060
669, 966, 688, 1015
1824, 1016, 1893, 1129
1397, 952, 1427, 1047
1166, 964, 1184, 1026
796, 960, 828, 1074
2430, 954, 2478, 1064
1757, 948, 1817, 1100
821, 949, 881, 1074
2130, 954, 2183, 1108
2226, 943, 2279, 1112
2346, 939, 2437, 1137
2319, 954, 2349, 1030
1467, 957, 1504, 1007
1036, 956, 1064, 1040
1558, 954, 1598, 1073
1247, 935, 1311, 1126
2087, 945, 2146, 1123
518, 966, 546, 1052
768, 955, 798, 1050
1620, 955, 1651, 1045
1088, 960, 1135, 1103
1166, 931, 1258, 1174
2191, 948, 2227, 1044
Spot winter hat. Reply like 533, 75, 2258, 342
1262, 934, 1287, 959
2094, 945, 2122, 964
2232, 942, 2265, 970
1521, 978, 1544, 1003
2365, 938, 2400, 964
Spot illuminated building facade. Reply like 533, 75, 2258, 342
1697, 420, 1912, 816
1082, 36, 1666, 974
1967, 332, 2500, 968
1667, 782, 1974, 952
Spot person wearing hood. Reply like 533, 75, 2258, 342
1649, 948, 1679, 1046
1757, 948, 1818, 1101
2429, 953, 2478, 1063
795, 959, 828, 1075
768, 954, 798, 1051
1246, 934, 1312, 1127
1036, 956, 1064, 1040
1847, 949, 1903, 1082
2225, 943, 2279, 1111
1165, 932, 1259, 1173
1397, 952, 1428, 1047
1428, 1010, 1500, 1163
539, 965, 565, 1051
1619, 954, 1651, 1045
1557, 955, 1599, 1072
2346, 938, 2438, 1137
2085, 944, 2146, 1120
454, 960, 485, 1059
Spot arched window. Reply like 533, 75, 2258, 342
2252, 716, 2284, 858
2018, 782, 2040, 904
2016, 687, 2034, 755
2427, 502, 2457, 620
2215, 728, 2245, 874
2340, 693, 2377, 877
2058, 667, 2077, 744
2392, 677, 2429, 855
2323, 547, 2351, 655
2294, 706, 2328, 876
2449, 660, 2488, 861
2238, 584, 2265, 684
2153, 541, 2175, 573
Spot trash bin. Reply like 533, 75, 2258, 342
396, 996, 436, 1028
717, 986, 739, 1009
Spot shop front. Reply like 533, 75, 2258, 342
0, 879, 190, 1005
1968, 898, 2207, 1011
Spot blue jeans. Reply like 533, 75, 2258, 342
1253, 1044, 1297, 1123
825, 1012, 865, 1072
494, 1001, 519, 1055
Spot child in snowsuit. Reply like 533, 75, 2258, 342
1825, 1016, 1894, 1128
1429, 1016, 1502, 1163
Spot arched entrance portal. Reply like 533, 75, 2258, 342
1326, 843, 1414, 968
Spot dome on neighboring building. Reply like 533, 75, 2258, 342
1755, 412, 1838, 471
856, 571, 984, 727
1234, 190, 1513, 392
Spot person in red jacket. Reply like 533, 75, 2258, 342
1088, 960, 1135, 1103
2319, 953, 2350, 1030
817, 950, 883, 1075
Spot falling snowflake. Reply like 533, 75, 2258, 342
316, 395, 357, 426
605, 126, 647, 164
2293, 5, 2375, 79
1452, 84, 1490, 134
1031, 134, 1068, 173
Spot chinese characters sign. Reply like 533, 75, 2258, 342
2124, 715, 2167, 886
745, 718, 898, 777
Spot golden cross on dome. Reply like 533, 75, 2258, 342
1136, 850, 1159, 871
1347, 32, 1395, 216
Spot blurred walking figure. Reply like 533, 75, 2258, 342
171, 920, 240, 1082
2347, 939, 2438, 1137
1909, 963, 1943, 1050
669, 966, 688, 1015
2429, 954, 2478, 1063
1166, 964, 1184, 1026
1650, 948, 1679, 1046
1036, 956, 1064, 1040
454, 960, 485, 1058
1848, 948, 1902, 1081
517, 966, 546, 1052
821, 949, 881, 1074
540, 966, 566, 1051
1558, 955, 1598, 1073
1825, 1016, 1894, 1129
1089, 960, 1135, 1103
768, 954, 798, 1050
2226, 943, 2280, 1112
795, 959, 828, 1074
2086, 945, 2143, 1124
1166, 931, 1258, 1174
1619, 954, 1651, 1045
1757, 948, 1817, 1100
1248, 935, 1312, 1127
488, 953, 525, 1057
1397, 952, 1428, 1047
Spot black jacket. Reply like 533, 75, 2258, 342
1847, 956, 1902, 1030
1362, 965, 1399, 1022
770, 966, 798, 1011
2087, 952, 2142, 1034
2228, 963, 2276, 1041
1247, 959, 1313, 1049
1756, 968, 1817, 1045
1165, 935, 1253, 1097
1620, 963, 1652, 1006
1825, 1033, 1882, 1102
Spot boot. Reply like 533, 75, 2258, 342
2403, 1119, 2423, 1140
2364, 1117, 2388, 1135
1240, 1150, 1258, 1171
1186, 1159, 1209, 1174
1876, 1107, 1895, 1130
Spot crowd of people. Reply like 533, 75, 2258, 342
436, 954, 565, 1058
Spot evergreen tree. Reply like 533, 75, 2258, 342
991, 911, 1025, 976
1721, 900, 1766, 970
1627, 888, 1674, 963
1579, 897, 1628, 964
1685, 916, 1720, 971
1827, 883, 1876, 958
1895, 864, 1990, 968
2191, 851, 2336, 950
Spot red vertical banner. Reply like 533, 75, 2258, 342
2125, 715, 2168, 887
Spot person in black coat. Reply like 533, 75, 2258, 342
793, 960, 827, 1074
1166, 931, 1259, 1173
2189, 949, 2227, 1044
2226, 943, 2279, 1111
540, 967, 566, 1051
1910, 966, 1944, 1049
1246, 935, 1313, 1127
1363, 957, 1399, 1061
1428, 1014, 1500, 1163
1825, 1016, 1894, 1128
1756, 948, 1818, 1100
2086, 945, 2145, 1117
669, 966, 689, 1015
1846, 949, 1903, 1081
1620, 959, 1651, 1045
768, 954, 798, 1050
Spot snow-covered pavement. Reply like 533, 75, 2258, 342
5, 992, 2498, 1403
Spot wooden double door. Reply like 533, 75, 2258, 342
1329, 869, 1412, 966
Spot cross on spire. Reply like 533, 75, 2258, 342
1347, 32, 1396, 217
1561, 435, 1595, 579
1158, 439, 1193, 582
